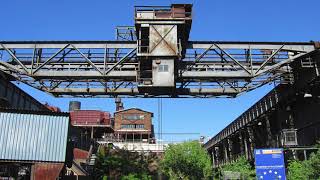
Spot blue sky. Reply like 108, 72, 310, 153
1, 0, 319, 141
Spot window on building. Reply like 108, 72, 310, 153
121, 124, 145, 129
136, 124, 145, 129
158, 64, 169, 72
122, 114, 145, 120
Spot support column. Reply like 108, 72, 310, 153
227, 138, 233, 162
243, 133, 249, 159
265, 116, 273, 147
239, 132, 245, 156
223, 141, 229, 164
248, 127, 255, 160
286, 105, 295, 129
212, 149, 216, 168
91, 127, 94, 139
215, 146, 220, 167
133, 132, 135, 143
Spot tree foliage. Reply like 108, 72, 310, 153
288, 143, 320, 180
160, 141, 212, 179
287, 160, 312, 180
216, 156, 255, 179
94, 145, 158, 179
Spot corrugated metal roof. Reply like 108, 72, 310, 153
0, 111, 69, 162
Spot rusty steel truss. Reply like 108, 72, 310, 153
0, 40, 317, 97
0, 4, 318, 97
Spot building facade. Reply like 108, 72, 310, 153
114, 108, 154, 143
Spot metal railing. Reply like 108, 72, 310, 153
135, 6, 192, 20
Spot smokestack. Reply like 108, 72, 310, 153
69, 101, 81, 111
115, 98, 124, 111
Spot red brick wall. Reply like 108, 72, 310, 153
114, 109, 152, 133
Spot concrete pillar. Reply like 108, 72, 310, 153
215, 147, 219, 167
224, 141, 229, 163
227, 138, 233, 162
140, 133, 142, 142
248, 127, 255, 160
212, 149, 216, 168
239, 132, 245, 156
133, 132, 135, 143
303, 150, 307, 160
287, 105, 295, 128
91, 127, 94, 139
243, 134, 249, 159
265, 116, 273, 147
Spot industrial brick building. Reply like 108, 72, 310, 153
114, 108, 154, 143
68, 99, 155, 144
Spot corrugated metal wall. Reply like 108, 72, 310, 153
0, 111, 69, 162
70, 110, 111, 125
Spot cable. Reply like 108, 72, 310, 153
157, 98, 163, 142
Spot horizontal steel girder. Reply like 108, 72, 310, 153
48, 87, 242, 96
189, 41, 315, 52
0, 40, 317, 97
0, 41, 315, 51
0, 41, 136, 49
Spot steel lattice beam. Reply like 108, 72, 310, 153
0, 40, 317, 97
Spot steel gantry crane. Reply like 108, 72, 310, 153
0, 4, 318, 98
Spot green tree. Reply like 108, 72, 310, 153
287, 141, 320, 180
306, 149, 320, 180
94, 146, 155, 179
287, 160, 312, 180
160, 141, 212, 179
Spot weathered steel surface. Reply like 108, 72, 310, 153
204, 84, 291, 149
70, 110, 111, 126
0, 78, 48, 110
0, 3, 317, 98
32, 163, 64, 180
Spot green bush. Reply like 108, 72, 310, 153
287, 143, 320, 180
121, 173, 151, 180
160, 141, 212, 179
94, 146, 159, 179
216, 156, 255, 179
287, 160, 311, 180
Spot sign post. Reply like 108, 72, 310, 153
254, 148, 286, 180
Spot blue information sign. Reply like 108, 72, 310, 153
254, 148, 286, 180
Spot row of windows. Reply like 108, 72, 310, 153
122, 114, 145, 120
121, 124, 145, 129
